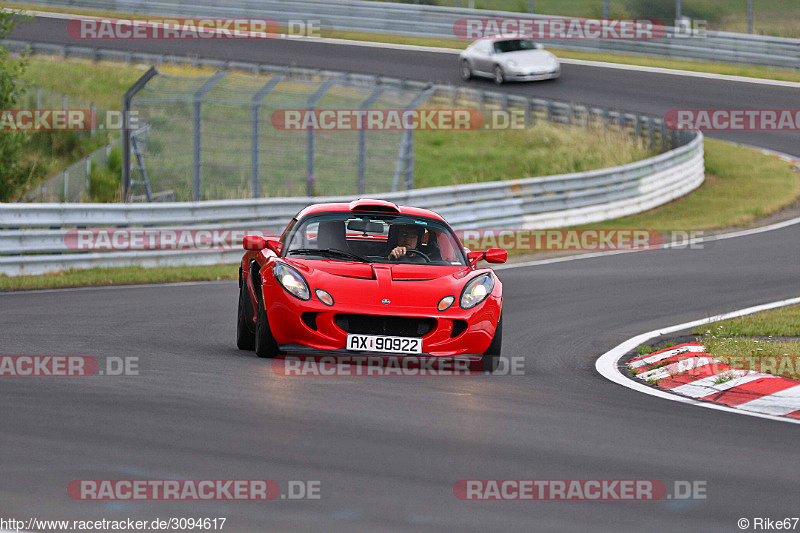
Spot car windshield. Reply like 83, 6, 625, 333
283, 212, 468, 266
493, 39, 538, 53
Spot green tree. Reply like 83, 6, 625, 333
0, 10, 30, 201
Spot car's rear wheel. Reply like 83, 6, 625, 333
482, 313, 502, 373
237, 283, 256, 351
493, 65, 505, 85
460, 59, 473, 81
254, 285, 280, 358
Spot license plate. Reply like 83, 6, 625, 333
346, 334, 423, 354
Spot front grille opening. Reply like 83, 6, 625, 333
301, 312, 319, 331
334, 314, 435, 337
450, 319, 468, 338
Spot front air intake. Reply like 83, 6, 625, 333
334, 314, 435, 337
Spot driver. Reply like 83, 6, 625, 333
388, 224, 423, 261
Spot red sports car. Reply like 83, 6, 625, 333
236, 199, 506, 371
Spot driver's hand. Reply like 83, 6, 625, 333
389, 246, 406, 260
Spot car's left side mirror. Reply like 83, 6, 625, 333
467, 248, 507, 266
485, 248, 507, 263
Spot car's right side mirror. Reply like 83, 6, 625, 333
243, 235, 266, 251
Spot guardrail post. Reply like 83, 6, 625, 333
122, 66, 159, 202
192, 71, 227, 202
250, 76, 284, 198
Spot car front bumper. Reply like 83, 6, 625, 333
506, 67, 561, 81
263, 283, 502, 357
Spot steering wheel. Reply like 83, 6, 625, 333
404, 249, 432, 263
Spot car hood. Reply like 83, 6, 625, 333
499, 49, 556, 67
283, 258, 482, 308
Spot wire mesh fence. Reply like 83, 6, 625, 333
125, 66, 685, 203
16, 84, 119, 203
127, 70, 426, 202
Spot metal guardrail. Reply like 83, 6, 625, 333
0, 134, 703, 276
0, 35, 704, 276
13, 0, 800, 69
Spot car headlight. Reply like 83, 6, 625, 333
274, 263, 310, 300
315, 288, 334, 306
460, 274, 494, 309
437, 295, 455, 312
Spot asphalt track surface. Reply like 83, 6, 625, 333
3, 16, 800, 533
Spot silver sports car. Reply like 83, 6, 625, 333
459, 38, 561, 84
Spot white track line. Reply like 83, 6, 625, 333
595, 296, 800, 424
497, 213, 800, 271
10, 9, 800, 88
0, 280, 233, 296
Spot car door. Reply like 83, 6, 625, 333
472, 40, 494, 76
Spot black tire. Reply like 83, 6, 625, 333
254, 284, 280, 358
482, 313, 503, 373
493, 65, 505, 85
460, 59, 473, 81
237, 283, 256, 351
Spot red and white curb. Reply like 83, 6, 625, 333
628, 343, 800, 420
595, 296, 800, 424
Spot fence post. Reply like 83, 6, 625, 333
122, 66, 159, 202
250, 76, 284, 198
357, 86, 387, 195
393, 86, 433, 191
192, 71, 227, 202
305, 79, 338, 197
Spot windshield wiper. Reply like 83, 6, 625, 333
287, 248, 370, 263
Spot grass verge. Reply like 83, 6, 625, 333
573, 139, 800, 233
0, 264, 236, 291
692, 305, 800, 380
5, 3, 800, 83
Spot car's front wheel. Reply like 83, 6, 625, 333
254, 285, 280, 358
482, 313, 502, 373
493, 65, 505, 85
460, 59, 473, 81
237, 283, 256, 351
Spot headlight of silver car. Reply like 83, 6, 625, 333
274, 263, 311, 301
460, 274, 494, 309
